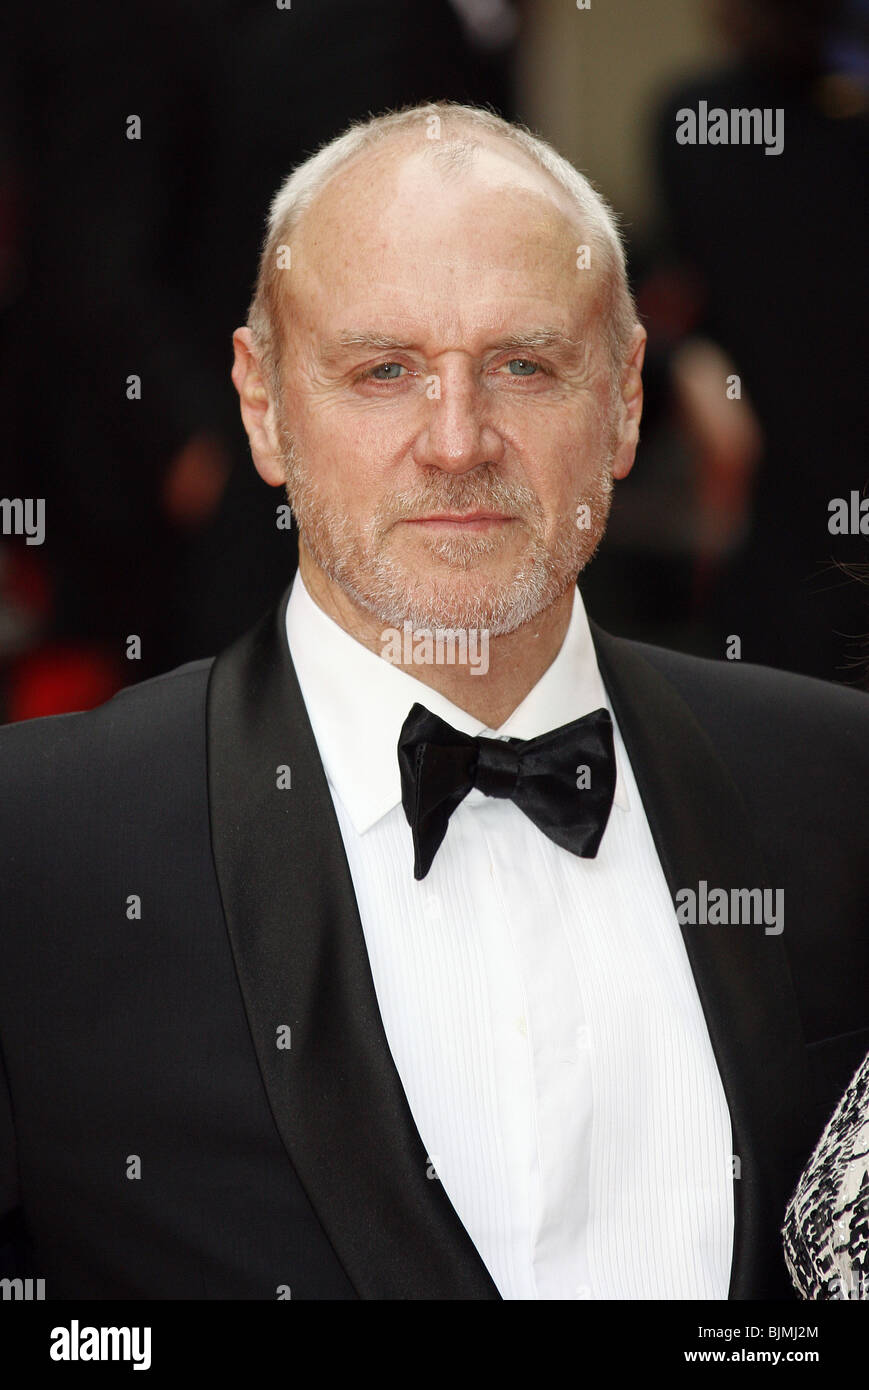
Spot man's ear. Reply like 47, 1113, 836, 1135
611, 323, 647, 482
231, 327, 286, 486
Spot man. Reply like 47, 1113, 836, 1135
1, 101, 867, 1300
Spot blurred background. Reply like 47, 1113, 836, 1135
0, 0, 866, 722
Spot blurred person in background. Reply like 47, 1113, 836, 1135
652, 0, 868, 683
0, 1, 231, 716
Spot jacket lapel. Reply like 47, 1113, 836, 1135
206, 585, 500, 1299
591, 622, 814, 1298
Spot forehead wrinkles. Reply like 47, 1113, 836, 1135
291, 243, 594, 363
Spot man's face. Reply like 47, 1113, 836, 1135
271, 140, 633, 633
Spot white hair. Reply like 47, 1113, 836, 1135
247, 100, 638, 400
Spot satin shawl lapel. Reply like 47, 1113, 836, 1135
590, 623, 812, 1299
206, 588, 499, 1299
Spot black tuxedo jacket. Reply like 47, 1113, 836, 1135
1, 585, 868, 1299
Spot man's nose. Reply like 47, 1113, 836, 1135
412, 374, 505, 474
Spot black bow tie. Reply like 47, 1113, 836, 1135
397, 702, 617, 880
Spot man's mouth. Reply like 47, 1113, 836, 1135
401, 511, 516, 531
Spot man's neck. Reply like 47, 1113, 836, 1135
297, 547, 576, 728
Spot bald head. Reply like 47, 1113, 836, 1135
247, 102, 638, 404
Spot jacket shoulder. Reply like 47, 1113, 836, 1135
611, 634, 869, 778
0, 657, 215, 795
627, 636, 868, 719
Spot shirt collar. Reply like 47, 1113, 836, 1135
285, 568, 630, 834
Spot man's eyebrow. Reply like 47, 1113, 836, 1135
319, 332, 415, 363
486, 328, 584, 357
318, 327, 584, 363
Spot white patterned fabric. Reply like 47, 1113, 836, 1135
783, 1050, 869, 1300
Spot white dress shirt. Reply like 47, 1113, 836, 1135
285, 570, 734, 1299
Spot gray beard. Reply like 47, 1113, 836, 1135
279, 428, 615, 636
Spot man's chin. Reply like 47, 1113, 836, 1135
346, 561, 574, 636
390, 526, 519, 573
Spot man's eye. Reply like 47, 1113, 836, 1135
505, 359, 540, 376
367, 362, 405, 380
